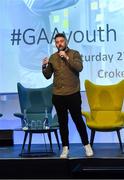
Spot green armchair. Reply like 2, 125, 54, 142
14, 83, 60, 155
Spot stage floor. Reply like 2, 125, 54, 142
0, 143, 124, 159
0, 143, 124, 179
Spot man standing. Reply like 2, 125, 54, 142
42, 33, 93, 158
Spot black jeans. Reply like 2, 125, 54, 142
52, 92, 89, 147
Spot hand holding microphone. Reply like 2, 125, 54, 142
58, 48, 69, 60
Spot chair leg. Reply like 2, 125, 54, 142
47, 132, 53, 152
90, 130, 95, 147
21, 131, 28, 154
28, 132, 32, 153
54, 130, 60, 150
116, 130, 123, 152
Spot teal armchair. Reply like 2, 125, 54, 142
14, 83, 60, 155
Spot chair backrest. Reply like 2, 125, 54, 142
17, 83, 53, 113
17, 83, 55, 127
85, 80, 124, 111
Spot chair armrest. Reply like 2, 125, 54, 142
13, 113, 24, 119
81, 111, 91, 120
121, 112, 124, 116
121, 112, 124, 123
50, 114, 59, 128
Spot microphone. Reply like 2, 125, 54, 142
58, 47, 64, 59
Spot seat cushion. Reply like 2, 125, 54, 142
86, 111, 124, 130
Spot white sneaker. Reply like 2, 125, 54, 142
84, 144, 94, 157
60, 146, 69, 158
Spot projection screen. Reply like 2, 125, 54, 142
0, 0, 124, 93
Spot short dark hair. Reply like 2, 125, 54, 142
54, 33, 67, 40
